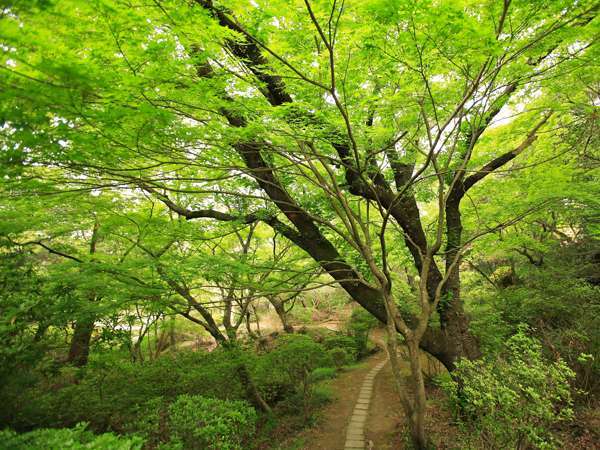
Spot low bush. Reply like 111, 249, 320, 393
439, 327, 575, 449
2, 349, 249, 432
263, 335, 333, 419
0, 333, 341, 448
168, 395, 257, 450
0, 423, 144, 449
309, 367, 337, 383
346, 309, 377, 358
327, 347, 353, 368
322, 334, 359, 362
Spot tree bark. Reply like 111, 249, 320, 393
406, 339, 429, 450
268, 296, 294, 333
67, 316, 95, 366
444, 192, 482, 367
67, 220, 100, 367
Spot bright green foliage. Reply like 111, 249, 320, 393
263, 334, 332, 418
0, 248, 55, 377
1, 350, 249, 431
168, 395, 257, 450
0, 0, 598, 447
441, 328, 575, 449
308, 367, 337, 383
322, 334, 359, 361
0, 423, 144, 450
346, 309, 378, 358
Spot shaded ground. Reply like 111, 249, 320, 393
282, 328, 455, 450
365, 361, 406, 449
292, 350, 387, 450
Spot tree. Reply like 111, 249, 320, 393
1, 0, 597, 447
0, 194, 165, 366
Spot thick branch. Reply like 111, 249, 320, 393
195, 0, 292, 106
462, 113, 552, 193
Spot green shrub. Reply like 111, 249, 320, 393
266, 335, 333, 385
327, 347, 353, 368
124, 397, 169, 448
2, 349, 249, 432
167, 395, 257, 450
0, 335, 336, 445
467, 259, 600, 398
0, 423, 144, 449
264, 335, 333, 419
309, 367, 337, 383
346, 309, 377, 358
322, 334, 359, 362
440, 327, 575, 449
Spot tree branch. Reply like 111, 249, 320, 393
463, 112, 553, 193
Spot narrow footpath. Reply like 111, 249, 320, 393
294, 329, 406, 450
296, 350, 387, 449
291, 329, 448, 450
343, 357, 388, 449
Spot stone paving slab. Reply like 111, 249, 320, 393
343, 355, 388, 450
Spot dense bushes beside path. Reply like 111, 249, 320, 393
0, 326, 377, 449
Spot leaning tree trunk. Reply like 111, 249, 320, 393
268, 296, 294, 333
221, 340, 272, 414
67, 220, 101, 367
67, 316, 95, 366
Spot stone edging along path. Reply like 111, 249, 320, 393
344, 357, 388, 450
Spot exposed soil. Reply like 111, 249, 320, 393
365, 361, 406, 449
291, 349, 387, 450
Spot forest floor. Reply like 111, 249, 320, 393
275, 327, 460, 450
291, 345, 389, 449
273, 328, 407, 450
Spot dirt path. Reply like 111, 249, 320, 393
289, 329, 411, 450
287, 329, 450, 449
343, 358, 388, 449
293, 348, 387, 449
363, 329, 408, 449
365, 360, 406, 449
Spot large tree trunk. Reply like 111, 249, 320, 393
443, 196, 481, 368
268, 296, 294, 333
213, 66, 478, 371
193, 0, 486, 373
67, 316, 95, 366
406, 339, 429, 450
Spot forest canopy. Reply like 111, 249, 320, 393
0, 1, 598, 449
